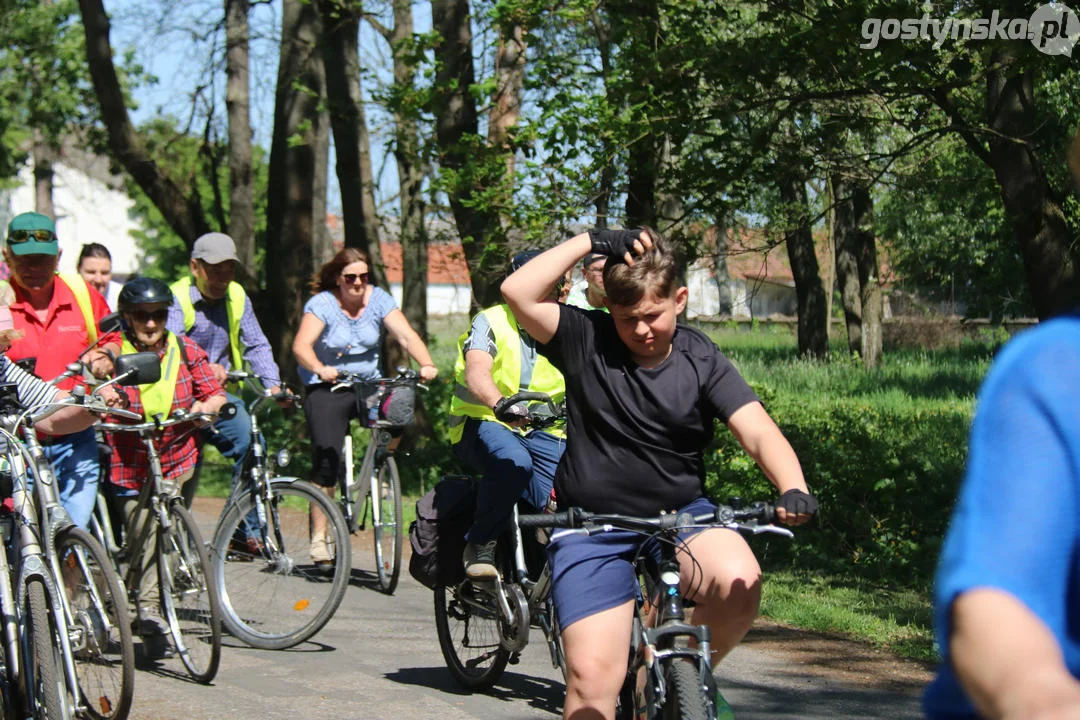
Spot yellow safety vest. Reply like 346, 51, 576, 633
57, 273, 97, 344
121, 332, 182, 420
170, 276, 245, 372
448, 304, 565, 444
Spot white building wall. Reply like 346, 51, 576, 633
5, 163, 143, 280
389, 283, 472, 316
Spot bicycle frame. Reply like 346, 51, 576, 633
97, 422, 189, 613
625, 533, 717, 715
341, 426, 394, 532
1, 424, 80, 718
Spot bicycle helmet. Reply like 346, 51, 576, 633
118, 276, 174, 311
509, 249, 543, 274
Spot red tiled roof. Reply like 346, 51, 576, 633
380, 242, 471, 285
325, 216, 887, 288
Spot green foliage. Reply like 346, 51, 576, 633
126, 118, 270, 281
0, 0, 91, 177
706, 327, 993, 588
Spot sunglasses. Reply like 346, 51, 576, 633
7, 229, 57, 244
341, 272, 368, 285
129, 309, 169, 324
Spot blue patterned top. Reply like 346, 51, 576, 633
296, 287, 398, 386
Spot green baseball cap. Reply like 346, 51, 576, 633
6, 212, 59, 256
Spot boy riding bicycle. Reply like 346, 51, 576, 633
501, 227, 818, 719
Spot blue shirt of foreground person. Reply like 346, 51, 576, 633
166, 232, 284, 505
923, 309, 1080, 719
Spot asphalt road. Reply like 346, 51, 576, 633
124, 502, 928, 720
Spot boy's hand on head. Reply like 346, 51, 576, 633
588, 228, 650, 264
776, 488, 818, 526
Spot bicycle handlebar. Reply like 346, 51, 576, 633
225, 370, 298, 407
98, 403, 237, 434
329, 368, 427, 394
496, 390, 565, 429
518, 501, 793, 538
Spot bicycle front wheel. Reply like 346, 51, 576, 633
55, 527, 134, 720
660, 658, 710, 720
211, 479, 351, 650
25, 577, 68, 720
158, 503, 221, 684
434, 583, 510, 691
372, 458, 402, 595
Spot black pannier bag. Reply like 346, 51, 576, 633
408, 475, 476, 589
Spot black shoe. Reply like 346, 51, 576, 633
463, 540, 498, 579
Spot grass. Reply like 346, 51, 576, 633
761, 570, 937, 663
191, 314, 993, 665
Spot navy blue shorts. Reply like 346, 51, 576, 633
548, 496, 717, 630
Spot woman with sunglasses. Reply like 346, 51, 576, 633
98, 277, 226, 649
292, 247, 438, 564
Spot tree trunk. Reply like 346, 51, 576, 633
311, 50, 331, 269
225, 0, 256, 283
984, 49, 1080, 319
320, 1, 387, 287
32, 131, 55, 219
386, 0, 429, 341
431, 0, 502, 310
78, 0, 210, 245
854, 186, 882, 368
779, 174, 828, 359
488, 21, 525, 186
832, 174, 862, 354
264, 0, 323, 378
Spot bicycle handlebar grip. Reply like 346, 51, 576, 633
518, 508, 580, 528
517, 512, 560, 528
218, 402, 238, 420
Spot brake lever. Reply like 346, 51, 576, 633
738, 523, 795, 538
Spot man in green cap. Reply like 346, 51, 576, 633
3, 211, 119, 528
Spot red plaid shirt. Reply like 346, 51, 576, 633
101, 332, 224, 490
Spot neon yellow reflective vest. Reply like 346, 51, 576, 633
121, 332, 182, 420
170, 276, 245, 371
57, 273, 97, 344
447, 304, 565, 444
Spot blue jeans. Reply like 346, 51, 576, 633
453, 418, 565, 543
203, 392, 252, 481
198, 391, 257, 536
41, 427, 99, 529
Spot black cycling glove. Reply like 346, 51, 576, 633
588, 228, 644, 258
493, 397, 529, 423
777, 488, 819, 518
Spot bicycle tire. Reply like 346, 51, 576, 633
211, 478, 351, 650
157, 503, 221, 684
25, 577, 68, 720
372, 458, 402, 595
660, 658, 710, 720
55, 527, 134, 720
433, 584, 510, 691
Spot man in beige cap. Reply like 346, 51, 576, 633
166, 232, 284, 518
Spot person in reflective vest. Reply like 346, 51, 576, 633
99, 277, 226, 652
2, 211, 121, 529
166, 232, 285, 506
448, 250, 567, 580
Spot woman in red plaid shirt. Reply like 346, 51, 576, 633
100, 277, 226, 648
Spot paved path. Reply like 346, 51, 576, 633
123, 501, 928, 719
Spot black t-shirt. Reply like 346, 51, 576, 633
539, 305, 760, 516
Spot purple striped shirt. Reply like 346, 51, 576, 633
166, 282, 282, 387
